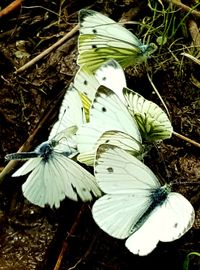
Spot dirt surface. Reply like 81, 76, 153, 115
0, 1, 200, 269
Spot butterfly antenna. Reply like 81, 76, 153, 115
147, 72, 171, 120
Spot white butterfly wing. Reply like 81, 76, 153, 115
78, 10, 156, 71
125, 209, 161, 256
22, 153, 101, 208
79, 9, 141, 49
77, 85, 141, 165
49, 84, 85, 140
12, 158, 42, 177
95, 60, 126, 102
77, 129, 144, 166
157, 192, 195, 242
125, 192, 195, 256
73, 65, 99, 102
123, 87, 173, 141
97, 130, 144, 157
92, 194, 151, 239
95, 144, 160, 194
51, 126, 78, 156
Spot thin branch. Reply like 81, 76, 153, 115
164, 0, 200, 18
0, 0, 22, 18
147, 72, 171, 118
15, 24, 79, 74
173, 131, 200, 148
53, 204, 88, 270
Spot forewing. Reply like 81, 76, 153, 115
123, 87, 173, 141
12, 158, 42, 177
78, 9, 148, 71
79, 9, 141, 47
22, 153, 101, 208
95, 60, 126, 102
95, 144, 160, 194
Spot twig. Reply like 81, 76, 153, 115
53, 204, 88, 270
67, 234, 97, 270
173, 131, 200, 148
0, 0, 22, 18
0, 89, 66, 185
147, 73, 200, 149
147, 72, 171, 119
15, 24, 79, 74
164, 0, 200, 18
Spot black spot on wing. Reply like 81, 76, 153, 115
107, 167, 113, 173
102, 107, 106, 112
83, 80, 88, 85
92, 44, 97, 49
92, 29, 97, 34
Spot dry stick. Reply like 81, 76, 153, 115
173, 131, 200, 148
164, 0, 200, 18
15, 24, 79, 74
147, 73, 200, 149
0, 90, 65, 185
147, 72, 171, 118
0, 0, 22, 18
53, 204, 88, 270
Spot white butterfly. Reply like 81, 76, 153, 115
92, 144, 195, 256
76, 85, 142, 166
5, 127, 101, 208
123, 87, 173, 141
78, 9, 157, 72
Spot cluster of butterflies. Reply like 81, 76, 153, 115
5, 9, 195, 256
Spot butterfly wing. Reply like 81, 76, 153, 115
123, 87, 173, 141
77, 85, 141, 165
95, 144, 160, 194
78, 9, 156, 71
74, 60, 127, 118
92, 194, 151, 239
74, 65, 99, 102
22, 152, 101, 208
92, 144, 161, 239
95, 60, 126, 102
125, 192, 195, 256
49, 84, 85, 140
12, 158, 42, 177
97, 130, 144, 158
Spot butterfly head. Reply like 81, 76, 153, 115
35, 141, 54, 162
141, 43, 157, 57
